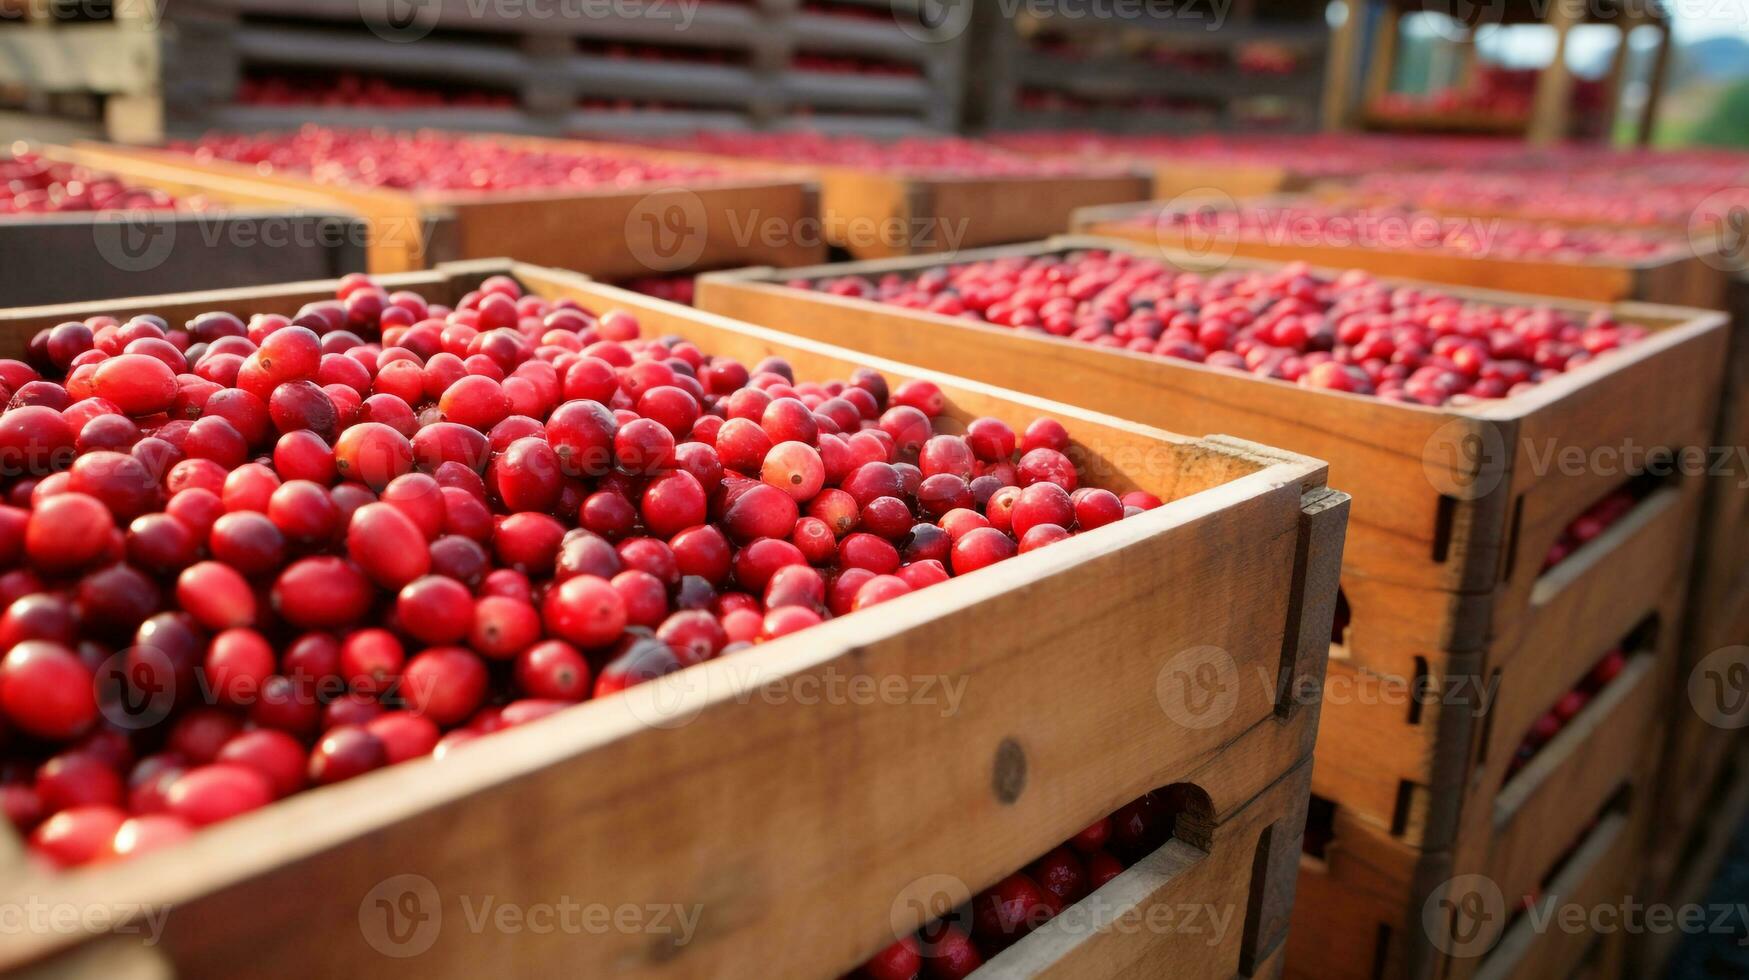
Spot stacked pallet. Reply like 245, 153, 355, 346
11, 0, 968, 142
972, 0, 1330, 133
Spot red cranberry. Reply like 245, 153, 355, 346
166, 763, 273, 826
308, 725, 389, 785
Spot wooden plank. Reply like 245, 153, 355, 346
1072, 199, 1730, 309
547, 136, 1151, 260
0, 263, 1340, 980
0, 210, 367, 306
979, 758, 1312, 979
53, 141, 828, 275
42, 141, 428, 272
1526, 0, 1580, 145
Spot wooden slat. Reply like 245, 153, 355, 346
1072, 199, 1731, 309
53, 141, 828, 275
979, 759, 1312, 979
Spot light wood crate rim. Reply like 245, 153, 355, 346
1068, 196, 1733, 275
521, 135, 1156, 187
0, 260, 1339, 976
699, 234, 1731, 430
55, 140, 820, 209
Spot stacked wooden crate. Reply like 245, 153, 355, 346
695, 236, 1732, 978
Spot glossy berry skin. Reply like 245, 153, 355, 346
0, 642, 98, 741
0, 266, 1145, 872
165, 764, 274, 827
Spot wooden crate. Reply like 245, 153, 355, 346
696, 239, 1726, 977
697, 238, 1723, 685
1071, 198, 1733, 309
561, 137, 1152, 262
802, 166, 1150, 260
51, 138, 828, 276
1291, 577, 1685, 980
0, 209, 366, 305
0, 260, 1346, 980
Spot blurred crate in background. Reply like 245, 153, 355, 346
969, 0, 1331, 134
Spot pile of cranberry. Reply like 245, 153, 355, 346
1505, 647, 1626, 781
1142, 201, 1685, 262
1541, 487, 1639, 572
0, 272, 1155, 871
618, 274, 697, 306
985, 131, 1528, 175
798, 250, 1647, 406
855, 791, 1174, 980
1344, 170, 1749, 229
235, 71, 518, 110
2, 153, 193, 216
638, 132, 1122, 179
166, 126, 730, 193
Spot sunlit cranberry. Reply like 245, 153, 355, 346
308, 725, 389, 786
401, 646, 489, 726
